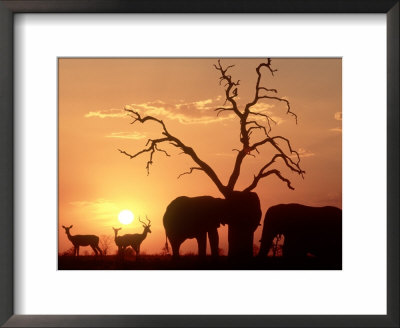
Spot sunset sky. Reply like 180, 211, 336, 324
58, 58, 341, 256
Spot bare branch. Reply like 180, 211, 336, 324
155, 144, 170, 157
225, 58, 302, 190
244, 152, 299, 192
121, 59, 304, 196
270, 136, 303, 172
214, 107, 234, 117
214, 60, 242, 118
258, 94, 297, 123
247, 111, 276, 133
242, 148, 305, 192
244, 169, 294, 192
118, 137, 169, 175
258, 87, 277, 93
246, 120, 268, 137
119, 107, 227, 196
244, 58, 297, 123
247, 135, 304, 177
177, 167, 203, 179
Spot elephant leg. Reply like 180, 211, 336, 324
170, 240, 181, 259
283, 235, 296, 258
208, 229, 219, 258
196, 233, 207, 258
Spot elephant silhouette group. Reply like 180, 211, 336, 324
163, 192, 342, 265
62, 191, 342, 266
257, 203, 342, 264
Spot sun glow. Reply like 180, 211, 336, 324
118, 210, 134, 225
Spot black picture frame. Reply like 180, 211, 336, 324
0, 1, 398, 327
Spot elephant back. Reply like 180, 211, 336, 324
259, 203, 342, 259
163, 196, 225, 238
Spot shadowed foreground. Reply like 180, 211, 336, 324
58, 255, 341, 270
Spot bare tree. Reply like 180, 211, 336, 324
119, 59, 305, 256
99, 234, 113, 256
60, 246, 75, 257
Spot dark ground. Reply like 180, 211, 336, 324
58, 254, 341, 270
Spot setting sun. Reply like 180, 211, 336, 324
118, 210, 134, 225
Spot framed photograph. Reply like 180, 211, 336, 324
0, 1, 398, 327
57, 57, 342, 271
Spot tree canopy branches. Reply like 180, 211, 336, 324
118, 59, 305, 197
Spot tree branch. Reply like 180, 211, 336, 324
248, 135, 304, 176
213, 60, 242, 118
121, 59, 304, 196
118, 137, 170, 175
244, 58, 297, 123
243, 169, 295, 192
247, 112, 276, 134
177, 167, 203, 179
119, 107, 228, 195
215, 58, 303, 191
258, 94, 297, 123
214, 107, 235, 117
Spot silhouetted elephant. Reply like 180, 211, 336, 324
258, 204, 342, 265
163, 191, 261, 259
226, 191, 262, 258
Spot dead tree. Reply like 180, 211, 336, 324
119, 59, 305, 257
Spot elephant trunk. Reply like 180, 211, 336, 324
257, 233, 274, 257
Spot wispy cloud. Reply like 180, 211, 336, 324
105, 132, 146, 140
85, 108, 127, 119
290, 147, 315, 159
329, 112, 342, 133
248, 103, 284, 125
85, 96, 287, 126
70, 199, 119, 223
334, 112, 342, 121
124, 97, 235, 125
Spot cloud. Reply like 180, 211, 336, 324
85, 92, 292, 128
125, 97, 236, 125
248, 103, 284, 125
70, 199, 119, 223
215, 152, 236, 157
84, 108, 127, 119
85, 96, 288, 127
298, 148, 315, 158
334, 112, 342, 120
105, 132, 146, 140
290, 148, 315, 159
330, 113, 342, 132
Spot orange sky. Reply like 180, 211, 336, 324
58, 58, 342, 256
